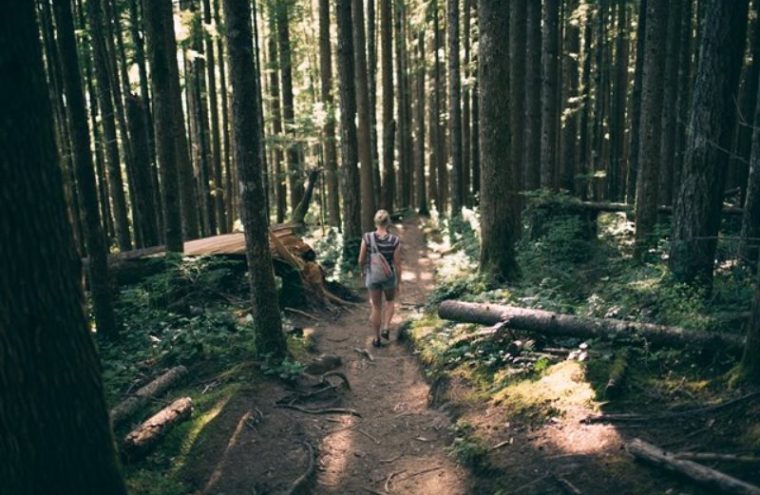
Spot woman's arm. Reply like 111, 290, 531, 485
393, 243, 402, 287
358, 238, 368, 269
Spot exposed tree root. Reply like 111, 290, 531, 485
285, 440, 316, 495
277, 404, 362, 417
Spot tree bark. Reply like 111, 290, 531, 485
610, 0, 629, 201
416, 29, 429, 215
633, 0, 668, 257
672, 0, 693, 198
462, 0, 472, 206
478, 0, 519, 282
625, 0, 647, 204
0, 3, 127, 489
319, 0, 341, 226
224, 0, 288, 359
524, 0, 542, 191
110, 366, 188, 427
657, 0, 682, 206
367, 0, 381, 209
740, 71, 760, 267
578, 15, 593, 199
670, 0, 749, 284
143, 0, 186, 252
560, 0, 581, 193
395, 0, 412, 209
470, 1, 480, 202
126, 95, 161, 247
510, 0, 527, 200
380, 0, 395, 211
433, 1, 447, 210
448, 0, 463, 215
541, 0, 560, 190
336, 0, 362, 259
438, 300, 743, 351
353, 0, 377, 231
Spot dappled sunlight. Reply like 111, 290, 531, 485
201, 410, 253, 494
316, 415, 358, 489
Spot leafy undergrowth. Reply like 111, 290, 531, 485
408, 201, 760, 493
98, 255, 312, 494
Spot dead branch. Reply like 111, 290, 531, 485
385, 470, 406, 493
674, 452, 760, 463
358, 428, 381, 445
552, 474, 583, 495
122, 397, 193, 462
277, 404, 362, 417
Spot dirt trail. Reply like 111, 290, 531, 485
186, 218, 474, 495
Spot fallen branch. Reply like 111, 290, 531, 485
438, 300, 743, 352
552, 474, 583, 495
111, 366, 188, 427
385, 470, 405, 493
492, 439, 512, 450
122, 397, 193, 462
604, 348, 631, 399
284, 307, 321, 322
399, 466, 443, 481
380, 453, 403, 464
674, 452, 760, 463
285, 440, 316, 495
583, 390, 760, 424
358, 428, 381, 445
277, 404, 362, 417
627, 438, 760, 495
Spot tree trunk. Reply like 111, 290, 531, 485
213, 0, 233, 231
448, 0, 463, 215
610, 0, 629, 201
541, 0, 560, 190
0, 4, 127, 490
438, 300, 743, 351
416, 29, 429, 215
54, 0, 119, 339
319, 0, 341, 227
353, 0, 377, 231
633, 0, 668, 257
673, 0, 693, 198
740, 71, 760, 267
224, 0, 288, 359
433, 1, 447, 210
367, 0, 381, 209
267, 12, 287, 224
560, 0, 580, 193
336, 0, 362, 259
577, 15, 593, 199
626, 0, 647, 204
524, 0, 542, 191
591, 0, 609, 200
462, 0, 472, 206
670, 0, 749, 284
478, 0, 519, 282
509, 0, 527, 201
277, 0, 304, 213
380, 0, 395, 211
143, 0, 186, 252
88, 0, 132, 251
395, 0, 411, 209
470, 14, 480, 203
657, 0, 682, 207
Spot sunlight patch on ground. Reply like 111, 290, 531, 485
201, 410, 253, 494
317, 415, 357, 488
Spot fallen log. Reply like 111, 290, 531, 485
604, 348, 631, 399
627, 438, 760, 495
674, 453, 760, 463
122, 397, 193, 462
111, 365, 188, 427
437, 301, 743, 352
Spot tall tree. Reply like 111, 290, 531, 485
381, 0, 395, 211
353, 0, 377, 231
367, 0, 381, 207
88, 0, 132, 250
416, 29, 429, 215
672, 0, 693, 197
143, 0, 186, 252
448, 0, 463, 215
478, 0, 519, 282
395, 0, 412, 209
214, 0, 234, 231
524, 0, 542, 190
633, 0, 668, 257
276, 0, 304, 212
657, 0, 682, 206
510, 0, 527, 199
224, 0, 287, 359
625, 0, 647, 203
470, 0, 480, 201
670, 0, 749, 284
336, 0, 362, 257
319, 0, 341, 226
267, 9, 287, 223
560, 0, 581, 192
1, 2, 127, 491
53, 0, 118, 338
740, 69, 760, 267
541, 0, 560, 190
610, 0, 629, 201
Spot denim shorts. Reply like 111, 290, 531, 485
366, 271, 397, 291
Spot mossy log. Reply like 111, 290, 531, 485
627, 438, 760, 495
604, 348, 631, 399
110, 365, 188, 428
437, 301, 743, 352
122, 397, 193, 462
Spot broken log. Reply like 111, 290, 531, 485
122, 397, 193, 462
604, 348, 631, 399
437, 301, 743, 352
627, 438, 760, 495
111, 365, 188, 427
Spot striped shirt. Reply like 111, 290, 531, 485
363, 231, 400, 266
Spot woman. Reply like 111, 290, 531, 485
358, 210, 402, 347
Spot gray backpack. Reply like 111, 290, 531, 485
366, 233, 393, 285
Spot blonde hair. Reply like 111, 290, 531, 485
374, 209, 391, 227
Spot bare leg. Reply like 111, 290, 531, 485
369, 290, 383, 341
383, 288, 396, 331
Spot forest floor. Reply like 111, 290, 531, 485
113, 214, 760, 494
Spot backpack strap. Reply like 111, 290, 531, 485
368, 232, 379, 254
